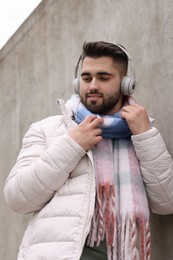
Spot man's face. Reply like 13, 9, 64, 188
79, 56, 123, 115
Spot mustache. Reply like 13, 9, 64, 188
86, 90, 103, 95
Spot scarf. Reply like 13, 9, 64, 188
59, 95, 151, 260
66, 94, 132, 139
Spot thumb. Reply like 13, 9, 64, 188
128, 96, 136, 105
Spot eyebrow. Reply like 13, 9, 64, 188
81, 71, 113, 77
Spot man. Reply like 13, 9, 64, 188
4, 41, 173, 260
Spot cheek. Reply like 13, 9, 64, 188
79, 82, 87, 97
104, 85, 121, 97
79, 79, 87, 90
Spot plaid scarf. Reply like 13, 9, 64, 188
59, 95, 151, 260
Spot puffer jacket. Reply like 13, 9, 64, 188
3, 112, 173, 259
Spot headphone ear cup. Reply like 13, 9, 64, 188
73, 78, 80, 94
121, 76, 136, 96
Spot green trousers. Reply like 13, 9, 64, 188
80, 239, 107, 260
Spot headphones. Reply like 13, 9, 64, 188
72, 42, 136, 96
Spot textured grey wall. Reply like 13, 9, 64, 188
0, 0, 173, 259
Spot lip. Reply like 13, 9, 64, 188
87, 93, 103, 98
86, 94, 103, 102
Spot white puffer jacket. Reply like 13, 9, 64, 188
4, 113, 173, 260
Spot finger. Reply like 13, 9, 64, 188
94, 128, 102, 136
90, 117, 104, 128
120, 108, 135, 119
121, 104, 139, 113
121, 106, 132, 114
128, 96, 136, 105
81, 115, 97, 124
95, 135, 103, 143
120, 111, 129, 120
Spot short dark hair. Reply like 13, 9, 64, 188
82, 41, 128, 76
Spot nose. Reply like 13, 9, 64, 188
89, 78, 99, 91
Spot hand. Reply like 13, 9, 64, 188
68, 115, 103, 151
120, 103, 151, 135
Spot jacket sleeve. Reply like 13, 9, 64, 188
132, 127, 173, 215
3, 121, 86, 215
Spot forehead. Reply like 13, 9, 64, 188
81, 56, 118, 73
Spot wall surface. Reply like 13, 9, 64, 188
0, 0, 173, 259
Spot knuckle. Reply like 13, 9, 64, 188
139, 106, 146, 113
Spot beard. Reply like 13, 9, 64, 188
80, 90, 122, 115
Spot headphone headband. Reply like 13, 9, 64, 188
74, 54, 83, 79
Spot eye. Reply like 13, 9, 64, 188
81, 76, 92, 82
99, 76, 110, 81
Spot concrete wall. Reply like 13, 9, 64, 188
0, 0, 173, 259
